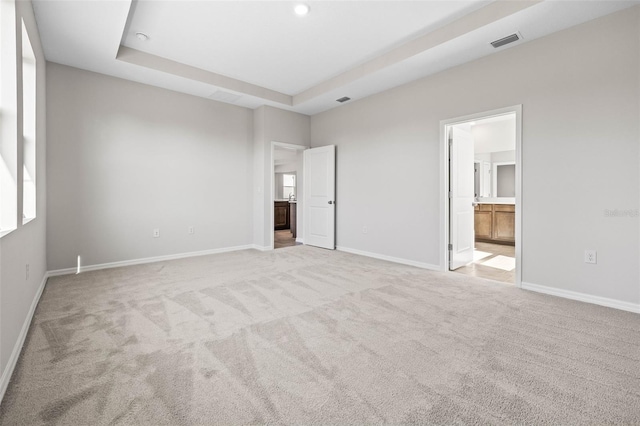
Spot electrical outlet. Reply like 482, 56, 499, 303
584, 250, 597, 264
153, 228, 160, 238
188, 226, 194, 234
26, 264, 29, 280
362, 226, 368, 234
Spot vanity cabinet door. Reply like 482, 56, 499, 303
474, 205, 493, 240
474, 211, 492, 240
492, 205, 515, 242
274, 202, 290, 230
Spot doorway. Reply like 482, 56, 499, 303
271, 142, 305, 250
441, 106, 522, 286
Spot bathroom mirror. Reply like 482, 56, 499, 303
493, 162, 515, 197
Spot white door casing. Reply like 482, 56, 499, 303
449, 126, 474, 270
303, 145, 336, 249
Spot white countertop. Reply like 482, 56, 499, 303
477, 197, 515, 205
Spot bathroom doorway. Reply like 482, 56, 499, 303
441, 106, 522, 286
271, 142, 305, 249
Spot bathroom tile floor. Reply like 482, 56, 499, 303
274, 229, 299, 249
453, 241, 516, 284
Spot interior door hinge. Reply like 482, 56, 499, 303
448, 244, 453, 250
448, 191, 452, 199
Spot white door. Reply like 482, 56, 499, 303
304, 145, 336, 249
449, 127, 475, 270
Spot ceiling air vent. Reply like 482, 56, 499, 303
490, 32, 521, 49
336, 96, 351, 103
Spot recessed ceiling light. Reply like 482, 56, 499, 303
135, 32, 149, 41
294, 4, 310, 16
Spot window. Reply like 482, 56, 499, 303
22, 19, 36, 223
0, 0, 18, 235
283, 174, 296, 200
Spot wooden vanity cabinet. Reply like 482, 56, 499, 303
492, 204, 515, 243
274, 201, 290, 230
474, 204, 493, 240
290, 203, 297, 238
474, 204, 515, 245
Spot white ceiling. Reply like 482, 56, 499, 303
33, 0, 639, 115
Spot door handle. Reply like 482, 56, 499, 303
328, 201, 334, 205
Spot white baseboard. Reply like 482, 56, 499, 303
48, 245, 258, 277
336, 246, 441, 271
250, 244, 271, 252
522, 281, 640, 314
295, 238, 304, 244
0, 272, 48, 403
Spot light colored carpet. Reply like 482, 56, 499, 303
1, 246, 639, 425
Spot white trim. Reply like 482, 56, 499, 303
47, 245, 257, 277
270, 141, 308, 251
522, 282, 640, 314
336, 246, 440, 271
0, 272, 48, 403
440, 105, 523, 287
251, 244, 271, 252
295, 238, 304, 244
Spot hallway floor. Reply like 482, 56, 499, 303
274, 229, 299, 249
453, 241, 515, 284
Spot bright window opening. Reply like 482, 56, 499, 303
22, 20, 36, 224
283, 174, 296, 200
0, 0, 18, 236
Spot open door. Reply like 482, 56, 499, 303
449, 127, 474, 270
303, 145, 335, 249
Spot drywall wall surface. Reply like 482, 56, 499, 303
1, 0, 47, 389
252, 106, 266, 247
311, 7, 640, 305
47, 64, 254, 270
275, 163, 297, 173
491, 150, 515, 163
253, 106, 309, 248
472, 118, 515, 154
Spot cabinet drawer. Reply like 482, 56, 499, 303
478, 204, 493, 211
494, 204, 515, 212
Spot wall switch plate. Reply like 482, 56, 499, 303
153, 228, 160, 238
188, 226, 194, 234
584, 250, 597, 264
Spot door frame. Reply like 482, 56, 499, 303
270, 141, 308, 250
439, 105, 523, 287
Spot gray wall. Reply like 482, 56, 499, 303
1, 0, 47, 388
46, 64, 254, 270
252, 106, 309, 249
311, 8, 640, 305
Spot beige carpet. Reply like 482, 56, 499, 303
1, 246, 639, 425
